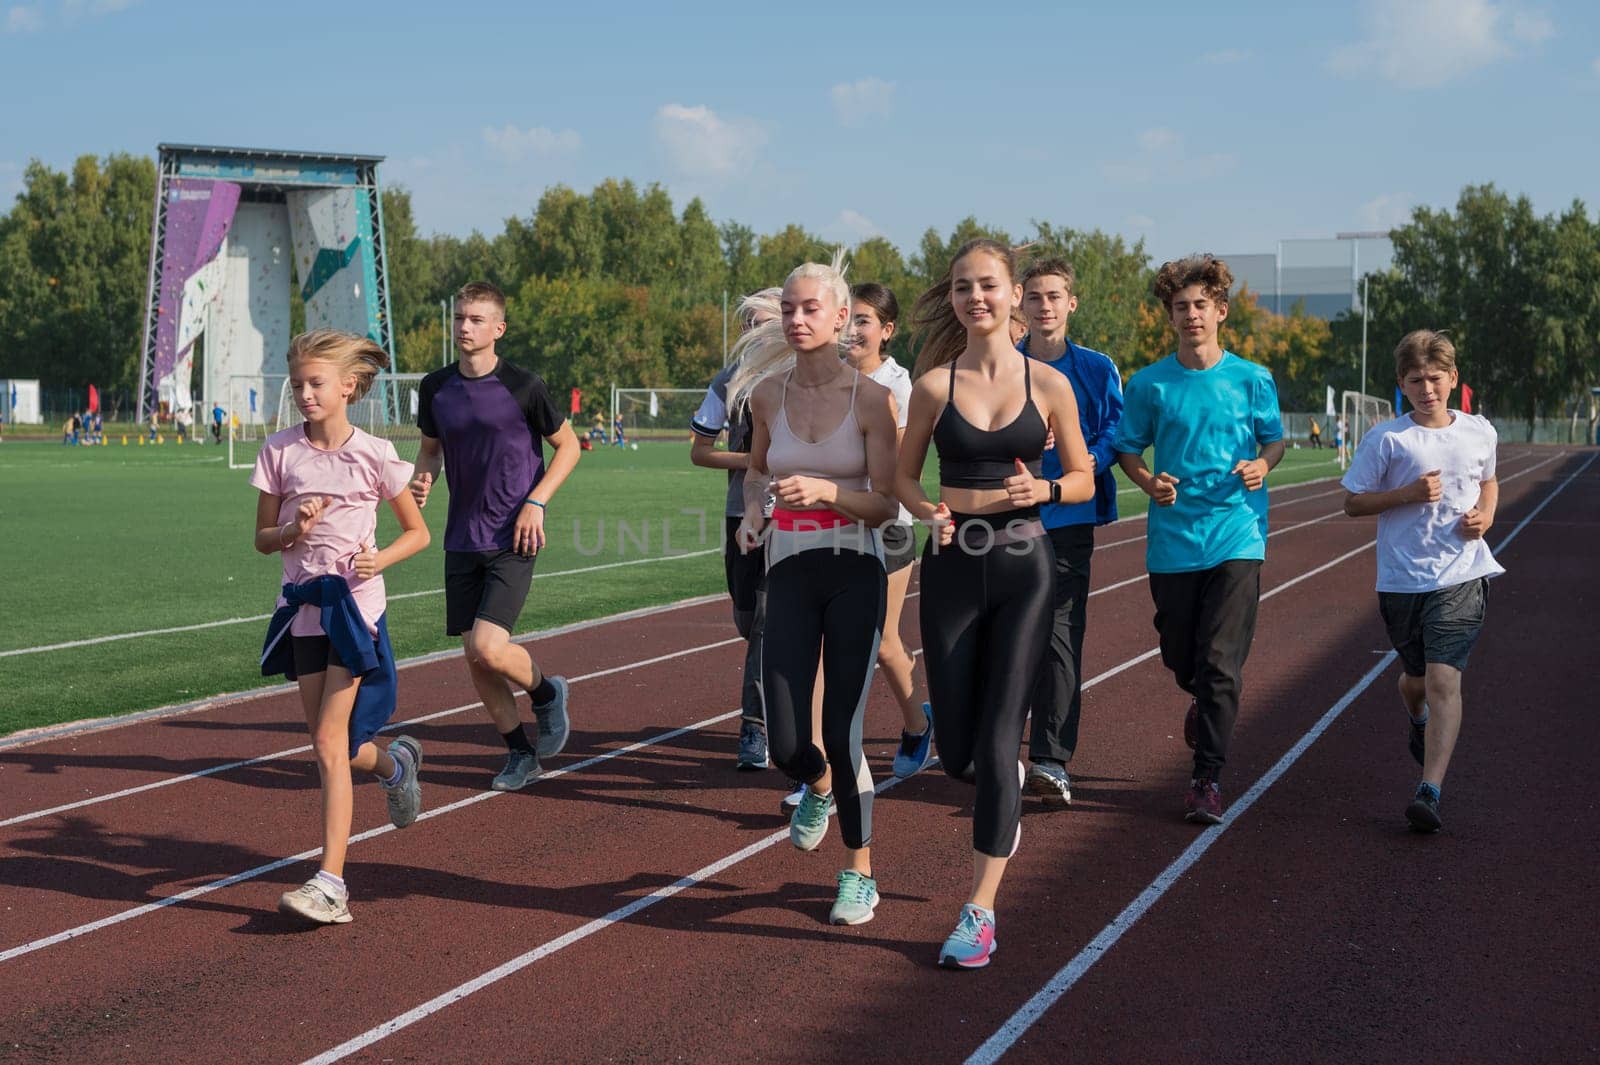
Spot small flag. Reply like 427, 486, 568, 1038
649, 391, 659, 418
1325, 385, 1335, 415
570, 387, 582, 415
409, 389, 418, 417
88, 384, 100, 413
1461, 382, 1474, 413
249, 388, 258, 414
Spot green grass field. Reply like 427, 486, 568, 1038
0, 437, 1343, 736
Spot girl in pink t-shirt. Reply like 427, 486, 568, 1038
251, 330, 430, 926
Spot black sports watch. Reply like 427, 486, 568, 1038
1049, 480, 1061, 505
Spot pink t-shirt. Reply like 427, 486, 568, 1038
250, 424, 414, 637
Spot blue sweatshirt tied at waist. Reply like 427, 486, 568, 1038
1020, 338, 1125, 528
260, 574, 398, 759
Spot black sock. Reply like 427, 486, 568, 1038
530, 676, 558, 705
502, 725, 535, 754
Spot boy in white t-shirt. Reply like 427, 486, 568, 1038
1341, 330, 1503, 833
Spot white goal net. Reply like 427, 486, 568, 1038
608, 388, 706, 443
1339, 390, 1394, 466
227, 372, 426, 470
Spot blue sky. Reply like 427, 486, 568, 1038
3, 0, 1598, 263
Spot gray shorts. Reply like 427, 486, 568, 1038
881, 521, 916, 575
1378, 577, 1490, 677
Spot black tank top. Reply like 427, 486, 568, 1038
934, 353, 1048, 489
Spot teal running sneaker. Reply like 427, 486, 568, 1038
790, 786, 833, 851
828, 869, 879, 925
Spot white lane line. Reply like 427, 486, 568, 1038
964, 450, 1591, 1064
300, 749, 945, 1065
0, 592, 725, 752
0, 549, 720, 659
0, 637, 743, 831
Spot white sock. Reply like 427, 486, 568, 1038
314, 870, 348, 900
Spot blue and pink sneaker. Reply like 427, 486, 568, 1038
939, 903, 997, 969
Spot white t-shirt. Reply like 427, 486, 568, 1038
1340, 411, 1505, 593
866, 359, 914, 525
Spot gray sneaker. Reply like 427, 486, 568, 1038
491, 748, 542, 791
736, 720, 769, 770
790, 786, 834, 851
532, 676, 571, 759
278, 879, 352, 924
829, 869, 880, 926
382, 735, 423, 828
1026, 760, 1072, 806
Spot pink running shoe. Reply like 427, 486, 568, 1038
1184, 778, 1223, 825
939, 903, 998, 970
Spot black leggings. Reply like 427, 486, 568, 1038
920, 510, 1055, 858
762, 546, 886, 850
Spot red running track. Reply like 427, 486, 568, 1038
0, 447, 1591, 1063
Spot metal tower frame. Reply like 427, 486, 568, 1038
136, 143, 395, 421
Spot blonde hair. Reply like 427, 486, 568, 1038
910, 238, 1017, 379
727, 251, 848, 415
739, 286, 782, 331
1394, 329, 1457, 378
287, 330, 391, 402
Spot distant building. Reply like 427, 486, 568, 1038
1221, 233, 1393, 320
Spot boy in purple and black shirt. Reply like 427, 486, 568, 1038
412, 281, 583, 791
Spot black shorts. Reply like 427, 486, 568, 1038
1379, 577, 1490, 677
445, 549, 536, 637
724, 515, 764, 615
291, 634, 348, 676
881, 521, 916, 575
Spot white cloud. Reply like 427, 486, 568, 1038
830, 78, 896, 125
1101, 128, 1236, 184
481, 124, 581, 163
652, 103, 766, 179
1359, 192, 1414, 230
4, 5, 43, 31
1201, 48, 1252, 65
824, 209, 882, 243
1329, 0, 1554, 89
1126, 213, 1155, 229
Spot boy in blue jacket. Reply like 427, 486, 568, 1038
1018, 258, 1124, 805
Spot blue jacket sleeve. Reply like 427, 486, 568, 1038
1085, 358, 1124, 472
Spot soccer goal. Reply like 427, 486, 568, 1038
1339, 390, 1394, 465
227, 372, 427, 470
607, 387, 706, 444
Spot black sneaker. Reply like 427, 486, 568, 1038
1405, 785, 1442, 832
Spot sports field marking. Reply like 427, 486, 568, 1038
0, 636, 743, 830
2, 452, 1567, 968
294, 450, 1574, 1061
0, 548, 720, 659
965, 450, 1592, 1064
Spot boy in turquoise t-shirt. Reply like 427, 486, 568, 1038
1115, 255, 1285, 825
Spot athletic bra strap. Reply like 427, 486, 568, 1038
1022, 350, 1032, 399
850, 369, 860, 406
946, 361, 957, 403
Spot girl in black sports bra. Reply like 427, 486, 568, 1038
895, 238, 1095, 970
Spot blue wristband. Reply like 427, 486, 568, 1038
525, 498, 546, 509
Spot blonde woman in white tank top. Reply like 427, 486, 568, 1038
730, 259, 900, 928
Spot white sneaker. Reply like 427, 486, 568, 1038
278, 879, 352, 924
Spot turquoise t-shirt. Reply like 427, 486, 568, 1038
1114, 352, 1284, 573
